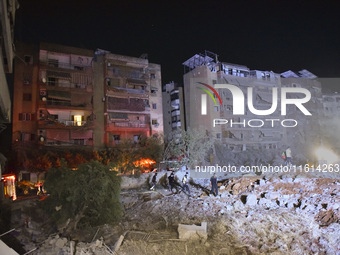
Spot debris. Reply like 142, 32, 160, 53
178, 222, 207, 241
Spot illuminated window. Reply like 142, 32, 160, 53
74, 115, 82, 126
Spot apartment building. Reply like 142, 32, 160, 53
0, 0, 19, 198
13, 43, 164, 151
162, 81, 185, 142
92, 50, 163, 148
182, 51, 322, 153
12, 42, 95, 149
322, 92, 340, 117
0, 0, 18, 124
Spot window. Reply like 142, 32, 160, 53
133, 135, 140, 143
152, 119, 158, 125
19, 113, 31, 121
150, 73, 156, 79
152, 103, 157, 109
216, 133, 221, 139
48, 59, 58, 67
74, 66, 84, 71
74, 139, 85, 145
23, 73, 32, 85
50, 114, 58, 121
23, 93, 32, 101
48, 77, 57, 86
113, 135, 120, 141
73, 115, 83, 126
24, 55, 33, 64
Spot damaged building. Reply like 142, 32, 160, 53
182, 51, 323, 158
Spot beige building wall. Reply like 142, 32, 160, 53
0, 0, 19, 123
148, 63, 164, 137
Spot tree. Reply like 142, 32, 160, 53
42, 161, 123, 233
163, 128, 215, 169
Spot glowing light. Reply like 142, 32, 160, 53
314, 147, 339, 164
133, 158, 156, 167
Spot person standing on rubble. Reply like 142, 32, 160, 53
182, 174, 190, 195
285, 147, 292, 167
168, 171, 175, 192
210, 173, 218, 197
150, 172, 157, 191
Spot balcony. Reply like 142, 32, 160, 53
44, 81, 89, 90
38, 119, 92, 129
171, 99, 180, 108
107, 120, 150, 131
40, 60, 91, 71
111, 87, 146, 95
171, 110, 180, 117
172, 121, 181, 128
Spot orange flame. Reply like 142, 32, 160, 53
133, 158, 156, 167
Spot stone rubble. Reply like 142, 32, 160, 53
13, 171, 340, 254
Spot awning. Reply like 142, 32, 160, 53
46, 70, 71, 78
46, 129, 69, 142
70, 130, 93, 139
48, 90, 71, 101
127, 78, 147, 85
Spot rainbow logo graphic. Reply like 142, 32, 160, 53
196, 82, 222, 115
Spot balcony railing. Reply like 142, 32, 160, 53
45, 100, 89, 108
109, 121, 149, 128
171, 110, 180, 117
46, 81, 88, 89
172, 121, 181, 128
41, 60, 91, 71
112, 87, 146, 95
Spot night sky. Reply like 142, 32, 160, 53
15, 0, 340, 88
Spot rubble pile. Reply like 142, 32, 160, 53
27, 235, 113, 255
120, 174, 340, 254
12, 172, 339, 254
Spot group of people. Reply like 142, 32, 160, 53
150, 171, 191, 195
150, 171, 219, 197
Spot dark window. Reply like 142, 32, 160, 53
23, 93, 32, 101
48, 59, 58, 67
150, 73, 156, 79
19, 113, 31, 121
152, 103, 157, 109
24, 55, 32, 64
74, 66, 84, 71
48, 77, 57, 86
74, 139, 85, 145
113, 135, 120, 141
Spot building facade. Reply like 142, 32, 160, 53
0, 0, 18, 124
12, 42, 95, 150
92, 50, 163, 148
12, 43, 164, 153
162, 81, 185, 142
182, 51, 322, 156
